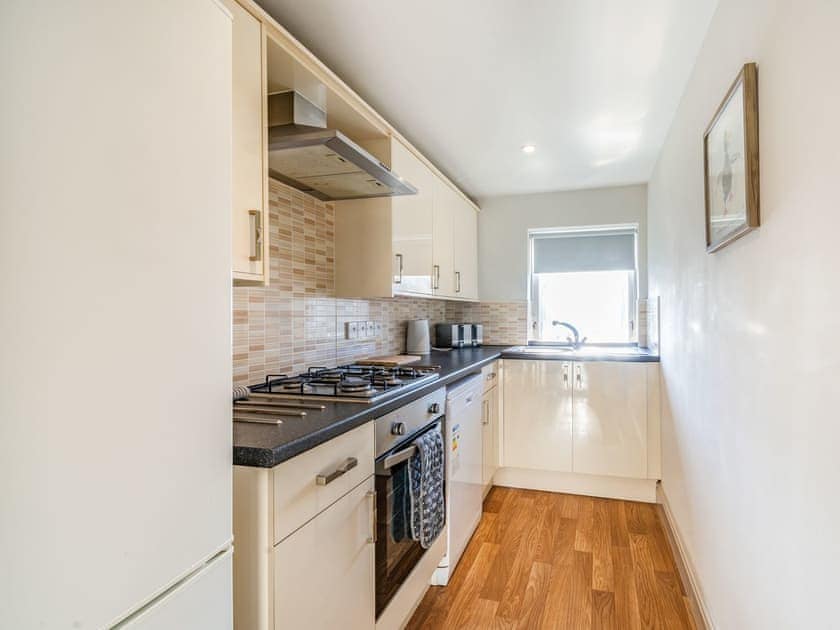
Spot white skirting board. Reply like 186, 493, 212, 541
493, 467, 658, 503
657, 485, 714, 629
376, 529, 446, 630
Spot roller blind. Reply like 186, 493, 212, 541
532, 231, 636, 273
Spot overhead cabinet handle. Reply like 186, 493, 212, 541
316, 456, 358, 485
248, 209, 262, 262
433, 265, 440, 290
395, 253, 403, 284
455, 271, 461, 293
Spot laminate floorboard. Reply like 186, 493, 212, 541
407, 487, 694, 630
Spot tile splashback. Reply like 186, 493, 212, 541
233, 180, 528, 386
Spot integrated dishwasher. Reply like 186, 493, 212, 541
431, 374, 484, 585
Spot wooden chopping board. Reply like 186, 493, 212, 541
356, 354, 421, 367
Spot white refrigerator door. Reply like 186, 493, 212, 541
124, 549, 233, 630
0, 0, 233, 628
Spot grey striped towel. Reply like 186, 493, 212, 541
408, 426, 446, 549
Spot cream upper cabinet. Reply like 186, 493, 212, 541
334, 138, 479, 301
503, 359, 574, 471
226, 0, 268, 283
572, 361, 648, 478
390, 140, 434, 296
432, 178, 456, 297
452, 199, 478, 300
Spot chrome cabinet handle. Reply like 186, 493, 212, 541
563, 363, 569, 386
366, 490, 377, 544
433, 264, 440, 289
316, 457, 358, 486
575, 364, 582, 388
395, 253, 403, 284
455, 271, 461, 293
482, 399, 490, 425
248, 209, 262, 262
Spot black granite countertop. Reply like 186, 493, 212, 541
233, 346, 506, 468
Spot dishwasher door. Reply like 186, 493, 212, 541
433, 374, 484, 585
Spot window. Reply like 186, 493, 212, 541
529, 226, 638, 343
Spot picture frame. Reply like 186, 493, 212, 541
703, 62, 760, 253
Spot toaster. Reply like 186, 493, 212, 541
471, 324, 484, 346
435, 323, 465, 348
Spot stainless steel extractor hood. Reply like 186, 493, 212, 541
267, 92, 417, 200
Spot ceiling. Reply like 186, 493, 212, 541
258, 0, 718, 199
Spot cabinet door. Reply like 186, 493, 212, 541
502, 360, 573, 471
481, 384, 499, 492
572, 362, 647, 478
227, 0, 266, 281
390, 140, 434, 295
452, 199, 478, 300
432, 179, 456, 297
274, 477, 375, 630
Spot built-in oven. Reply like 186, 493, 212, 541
373, 387, 446, 619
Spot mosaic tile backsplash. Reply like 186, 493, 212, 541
233, 180, 528, 386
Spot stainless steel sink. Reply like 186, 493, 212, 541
504, 345, 576, 355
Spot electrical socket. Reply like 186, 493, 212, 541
345, 321, 359, 340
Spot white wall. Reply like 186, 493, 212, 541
478, 184, 648, 301
647, 0, 840, 628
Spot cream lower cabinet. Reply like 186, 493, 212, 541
274, 477, 375, 630
481, 380, 500, 496
573, 361, 647, 478
502, 360, 574, 472
233, 423, 376, 630
502, 359, 659, 480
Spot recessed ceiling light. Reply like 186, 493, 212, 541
521, 144, 536, 154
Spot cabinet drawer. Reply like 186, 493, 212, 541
481, 361, 499, 393
273, 423, 374, 543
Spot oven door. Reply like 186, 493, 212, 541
374, 420, 444, 619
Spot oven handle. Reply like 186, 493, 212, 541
382, 445, 416, 470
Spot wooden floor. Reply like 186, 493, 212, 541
407, 487, 696, 630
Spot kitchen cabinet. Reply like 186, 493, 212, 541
233, 423, 375, 630
502, 360, 574, 472
226, 0, 269, 283
274, 477, 375, 630
502, 359, 658, 480
452, 197, 479, 300
334, 137, 479, 301
390, 139, 435, 295
573, 361, 647, 478
481, 363, 500, 496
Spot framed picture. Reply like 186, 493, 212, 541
703, 62, 760, 253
